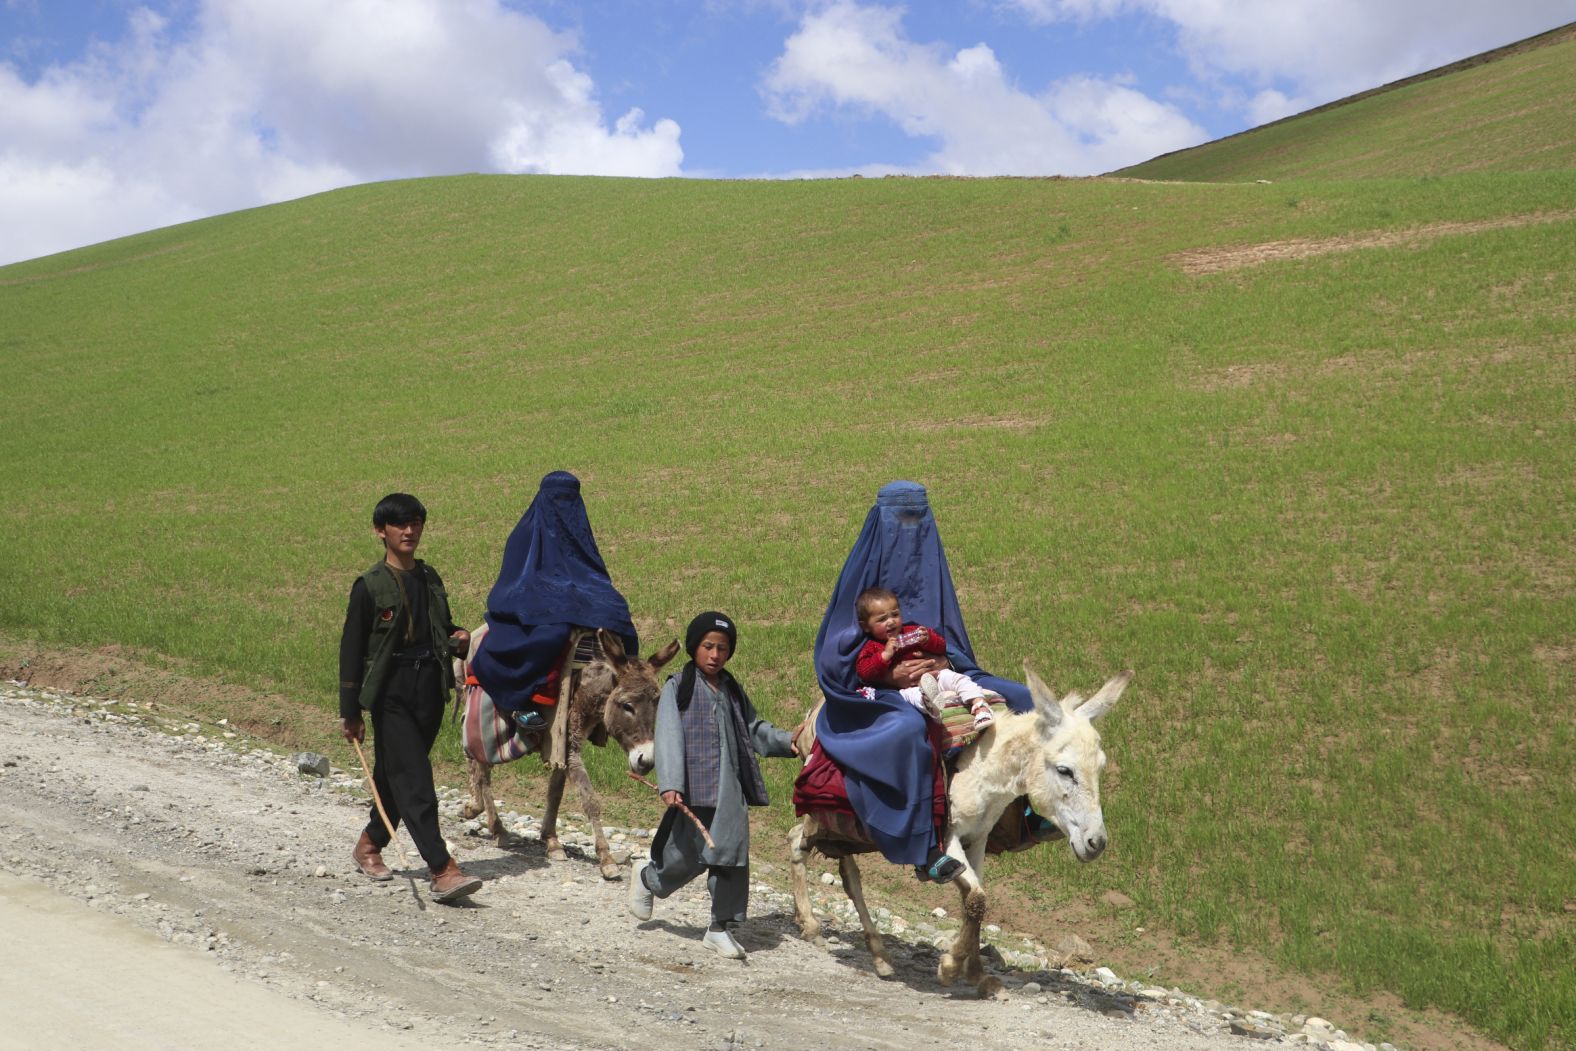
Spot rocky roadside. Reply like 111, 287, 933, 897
0, 680, 1382, 1051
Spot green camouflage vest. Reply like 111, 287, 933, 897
356, 560, 457, 711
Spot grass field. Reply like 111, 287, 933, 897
1118, 23, 1576, 182
4, 166, 1573, 1047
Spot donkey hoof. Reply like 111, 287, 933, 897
460, 803, 484, 820
599, 861, 623, 881
977, 976, 1006, 1000
937, 954, 961, 986
873, 958, 896, 979
547, 845, 569, 862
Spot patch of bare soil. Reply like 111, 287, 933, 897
1171, 211, 1576, 275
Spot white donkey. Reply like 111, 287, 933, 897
788, 664, 1130, 998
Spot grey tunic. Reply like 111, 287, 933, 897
653, 673, 795, 867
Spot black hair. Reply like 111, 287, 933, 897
372, 493, 427, 528
855, 585, 898, 623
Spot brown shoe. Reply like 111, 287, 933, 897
429, 859, 482, 903
352, 831, 394, 882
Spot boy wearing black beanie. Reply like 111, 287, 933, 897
628, 612, 797, 958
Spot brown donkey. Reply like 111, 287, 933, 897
456, 624, 680, 880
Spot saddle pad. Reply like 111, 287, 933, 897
792, 737, 947, 824
938, 694, 1009, 755
792, 739, 857, 818
461, 683, 534, 766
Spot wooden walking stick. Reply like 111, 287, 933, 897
627, 770, 715, 849
352, 737, 425, 907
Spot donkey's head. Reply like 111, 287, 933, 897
592, 628, 681, 775
1023, 664, 1130, 863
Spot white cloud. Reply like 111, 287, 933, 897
997, 0, 1575, 116
761, 1, 1204, 176
1245, 88, 1301, 127
0, 0, 683, 265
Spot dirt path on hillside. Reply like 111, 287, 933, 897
0, 681, 1309, 1050
1170, 210, 1576, 274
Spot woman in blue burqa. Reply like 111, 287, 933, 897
814, 481, 1034, 873
471, 471, 638, 729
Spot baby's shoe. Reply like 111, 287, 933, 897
970, 700, 994, 731
703, 927, 747, 959
917, 848, 964, 884
918, 673, 944, 719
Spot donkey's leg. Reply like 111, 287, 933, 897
938, 842, 1002, 998
461, 758, 486, 820
484, 763, 510, 845
787, 823, 824, 945
839, 856, 895, 978
937, 866, 985, 989
565, 747, 621, 881
540, 767, 570, 862
462, 759, 509, 843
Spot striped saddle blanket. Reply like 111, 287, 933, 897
935, 694, 1010, 757
460, 682, 534, 766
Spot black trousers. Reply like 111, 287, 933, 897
365, 661, 449, 871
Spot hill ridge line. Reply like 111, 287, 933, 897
1115, 20, 1576, 177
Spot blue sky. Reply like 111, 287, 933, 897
2, 0, 1570, 265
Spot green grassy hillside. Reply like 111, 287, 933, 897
1117, 22, 1576, 182
3, 171, 1573, 1048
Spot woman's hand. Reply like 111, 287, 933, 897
887, 654, 949, 689
340, 716, 365, 743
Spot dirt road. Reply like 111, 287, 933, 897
0, 682, 1264, 1050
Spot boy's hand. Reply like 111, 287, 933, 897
660, 790, 684, 807
340, 716, 365, 743
448, 628, 471, 657
882, 637, 899, 661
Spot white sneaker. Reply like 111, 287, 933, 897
628, 858, 654, 921
702, 928, 746, 959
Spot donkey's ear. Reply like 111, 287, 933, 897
648, 639, 681, 669
1024, 662, 1063, 731
597, 628, 629, 666
1076, 670, 1132, 723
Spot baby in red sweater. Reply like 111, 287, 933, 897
855, 587, 994, 731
